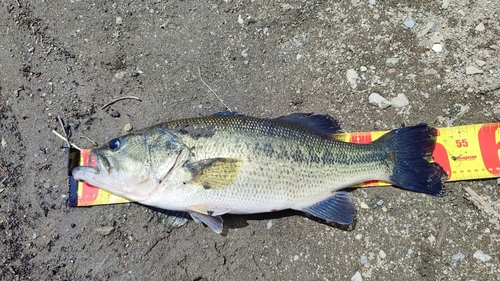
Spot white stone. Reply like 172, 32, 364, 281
237, 14, 244, 25
473, 250, 491, 262
386, 57, 400, 64
475, 60, 486, 67
391, 94, 409, 108
351, 271, 363, 281
116, 16, 123, 25
432, 43, 443, 52
475, 23, 485, 32
465, 66, 483, 75
379, 250, 386, 259
452, 252, 465, 261
346, 69, 359, 89
360, 202, 369, 209
442, 0, 450, 9
369, 93, 391, 109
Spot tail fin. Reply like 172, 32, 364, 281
374, 123, 447, 196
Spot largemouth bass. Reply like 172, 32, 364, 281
72, 112, 446, 233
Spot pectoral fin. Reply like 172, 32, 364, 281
188, 211, 224, 234
297, 190, 356, 225
185, 158, 241, 190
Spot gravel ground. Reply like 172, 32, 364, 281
1, 0, 499, 280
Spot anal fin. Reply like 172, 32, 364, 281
297, 190, 356, 225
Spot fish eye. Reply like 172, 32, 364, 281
109, 138, 121, 151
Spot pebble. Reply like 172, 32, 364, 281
346, 69, 359, 89
475, 59, 486, 67
432, 43, 443, 52
475, 23, 485, 32
376, 199, 384, 206
369, 93, 391, 109
403, 19, 415, 29
418, 22, 437, 37
96, 226, 115, 236
123, 123, 133, 132
109, 111, 121, 118
379, 250, 386, 259
116, 16, 123, 25
369, 0, 375, 5
473, 250, 491, 262
442, 0, 450, 9
360, 65, 367, 72
351, 271, 363, 281
465, 66, 483, 75
452, 252, 465, 261
237, 14, 244, 25
360, 202, 369, 209
391, 94, 409, 108
386, 57, 400, 65
266, 220, 273, 230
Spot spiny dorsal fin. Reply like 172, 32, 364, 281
185, 158, 242, 190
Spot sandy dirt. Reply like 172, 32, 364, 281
1, 0, 499, 280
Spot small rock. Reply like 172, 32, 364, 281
376, 199, 384, 206
351, 271, 363, 281
475, 59, 486, 67
442, 0, 450, 9
360, 202, 369, 209
266, 220, 273, 229
115, 71, 126, 79
391, 94, 409, 108
386, 57, 400, 65
428, 234, 436, 243
360, 65, 367, 72
418, 22, 437, 37
369, 0, 375, 5
403, 19, 415, 28
237, 14, 244, 25
475, 23, 485, 32
432, 43, 443, 52
369, 93, 392, 109
473, 250, 491, 262
116, 16, 123, 25
1, 137, 6, 149
465, 66, 483, 75
379, 250, 386, 259
123, 123, 133, 132
96, 226, 115, 236
452, 252, 465, 261
109, 111, 121, 118
346, 69, 359, 89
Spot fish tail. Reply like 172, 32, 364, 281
374, 123, 447, 196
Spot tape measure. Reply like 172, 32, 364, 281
68, 123, 500, 207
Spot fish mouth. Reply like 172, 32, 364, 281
92, 151, 112, 177
71, 150, 112, 182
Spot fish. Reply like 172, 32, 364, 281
72, 112, 447, 233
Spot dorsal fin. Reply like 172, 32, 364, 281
212, 111, 244, 117
275, 113, 341, 136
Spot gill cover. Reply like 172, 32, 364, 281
72, 125, 187, 201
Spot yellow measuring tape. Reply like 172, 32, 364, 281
68, 123, 500, 206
